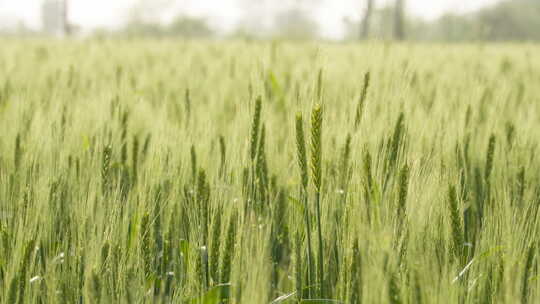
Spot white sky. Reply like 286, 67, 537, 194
0, 0, 501, 38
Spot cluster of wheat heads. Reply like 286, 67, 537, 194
0, 40, 538, 303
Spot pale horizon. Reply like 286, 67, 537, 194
0, 0, 501, 39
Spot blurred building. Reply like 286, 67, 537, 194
41, 0, 67, 36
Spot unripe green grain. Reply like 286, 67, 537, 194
250, 96, 262, 161
220, 212, 237, 284
101, 241, 110, 267
355, 72, 371, 128
485, 134, 496, 181
141, 134, 152, 162
120, 111, 129, 165
505, 122, 515, 149
310, 105, 323, 193
295, 113, 309, 189
363, 150, 373, 195
140, 213, 152, 276
447, 185, 464, 259
14, 133, 22, 170
396, 164, 409, 228
256, 125, 269, 202
132, 135, 139, 184
197, 169, 210, 245
389, 113, 405, 172
340, 134, 352, 192
219, 135, 226, 176
191, 145, 197, 182
101, 146, 112, 194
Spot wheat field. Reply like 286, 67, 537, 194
0, 40, 539, 303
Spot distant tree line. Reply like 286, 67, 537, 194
109, 0, 319, 41
114, 0, 539, 42
117, 15, 214, 39
3, 0, 539, 42
415, 0, 540, 41
354, 0, 540, 42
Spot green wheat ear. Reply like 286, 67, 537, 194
131, 135, 139, 184
120, 110, 129, 165
485, 134, 496, 181
397, 164, 409, 219
101, 145, 112, 194
340, 133, 352, 191
220, 212, 237, 284
14, 133, 22, 170
190, 145, 197, 181
197, 169, 210, 245
447, 184, 464, 259
310, 104, 323, 193
256, 124, 269, 194
363, 150, 374, 196
505, 121, 515, 148
140, 213, 152, 276
389, 112, 405, 170
141, 133, 152, 162
219, 135, 226, 176
295, 113, 309, 189
100, 241, 110, 267
250, 96, 262, 161
355, 71, 371, 128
